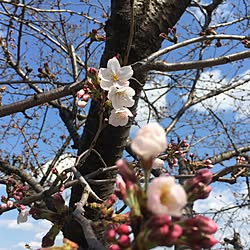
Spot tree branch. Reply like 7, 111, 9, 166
142, 50, 250, 72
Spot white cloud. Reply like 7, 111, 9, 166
193, 69, 250, 119
0, 219, 34, 231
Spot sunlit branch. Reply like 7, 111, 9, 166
209, 146, 250, 164
142, 50, 250, 72
0, 80, 85, 118
135, 34, 248, 64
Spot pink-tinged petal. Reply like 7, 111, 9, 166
152, 158, 164, 169
147, 176, 187, 217
107, 57, 121, 74
131, 123, 166, 161
76, 89, 85, 98
116, 80, 130, 88
99, 68, 113, 81
76, 100, 87, 108
119, 66, 133, 81
108, 86, 135, 109
109, 108, 133, 127
100, 79, 113, 91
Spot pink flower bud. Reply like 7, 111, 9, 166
104, 229, 116, 242
0, 203, 7, 209
117, 234, 130, 247
51, 168, 58, 175
197, 185, 212, 199
116, 224, 130, 235
196, 169, 213, 185
146, 215, 171, 228
199, 235, 218, 248
159, 33, 168, 39
185, 215, 218, 234
87, 67, 98, 76
114, 175, 127, 200
82, 93, 90, 101
108, 244, 121, 250
163, 224, 183, 246
116, 159, 137, 183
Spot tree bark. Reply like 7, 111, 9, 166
63, 0, 191, 248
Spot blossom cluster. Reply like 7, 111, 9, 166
0, 177, 29, 224
97, 123, 218, 250
99, 57, 135, 127
75, 57, 135, 127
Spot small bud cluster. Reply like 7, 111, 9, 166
241, 39, 250, 48
181, 215, 218, 249
37, 62, 55, 79
165, 139, 189, 169
184, 169, 213, 201
87, 28, 106, 42
105, 224, 131, 250
75, 67, 99, 108
0, 177, 27, 208
236, 156, 247, 164
159, 26, 178, 43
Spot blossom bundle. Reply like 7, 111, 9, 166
99, 123, 218, 249
99, 57, 135, 127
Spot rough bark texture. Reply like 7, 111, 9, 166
63, 0, 191, 248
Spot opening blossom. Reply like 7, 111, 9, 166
109, 108, 133, 127
99, 57, 133, 91
108, 86, 135, 110
131, 123, 167, 160
147, 176, 187, 217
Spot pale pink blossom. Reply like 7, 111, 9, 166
131, 123, 167, 160
75, 89, 90, 108
0, 203, 7, 209
99, 57, 133, 91
152, 158, 165, 170
17, 208, 29, 224
109, 108, 133, 127
147, 176, 187, 217
7, 200, 14, 208
108, 86, 135, 109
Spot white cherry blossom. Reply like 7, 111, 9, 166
99, 57, 133, 91
131, 123, 167, 160
108, 86, 135, 109
147, 176, 187, 217
109, 108, 133, 127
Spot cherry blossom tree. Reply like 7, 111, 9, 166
0, 0, 249, 249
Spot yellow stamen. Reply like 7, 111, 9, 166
111, 73, 119, 81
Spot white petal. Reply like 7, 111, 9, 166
107, 57, 120, 74
119, 66, 133, 81
99, 68, 112, 81
100, 79, 113, 91
109, 108, 133, 127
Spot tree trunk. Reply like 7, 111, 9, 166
63, 0, 191, 248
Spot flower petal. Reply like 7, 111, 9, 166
119, 66, 133, 81
99, 68, 112, 81
107, 57, 121, 74
100, 79, 114, 91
